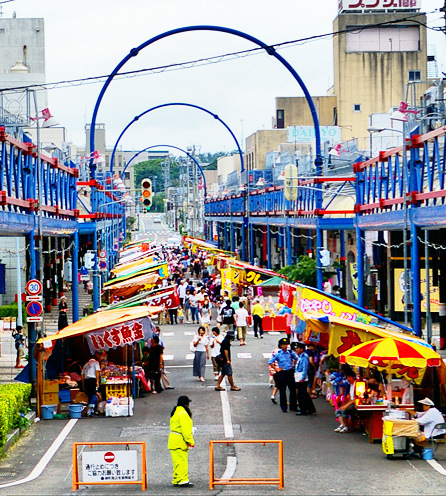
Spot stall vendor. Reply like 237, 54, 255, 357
82, 352, 101, 416
414, 398, 446, 440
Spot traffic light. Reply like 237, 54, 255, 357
140, 178, 152, 211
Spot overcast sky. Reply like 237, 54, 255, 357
2, 0, 445, 154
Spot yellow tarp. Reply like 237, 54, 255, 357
105, 272, 159, 291
303, 313, 435, 384
37, 306, 160, 344
111, 255, 157, 276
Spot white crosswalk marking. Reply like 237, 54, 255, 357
163, 355, 174, 361
162, 332, 174, 337
185, 354, 195, 360
269, 331, 280, 335
184, 331, 195, 336
247, 331, 254, 335
237, 353, 252, 359
263, 352, 273, 359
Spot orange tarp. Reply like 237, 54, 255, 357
37, 306, 162, 344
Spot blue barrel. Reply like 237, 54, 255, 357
68, 404, 84, 419
422, 448, 434, 460
41, 405, 54, 420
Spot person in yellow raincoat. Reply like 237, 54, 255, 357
168, 396, 195, 487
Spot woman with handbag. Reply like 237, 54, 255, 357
192, 326, 209, 382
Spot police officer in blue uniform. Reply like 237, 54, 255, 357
268, 338, 298, 412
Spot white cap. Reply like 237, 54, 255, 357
418, 397, 435, 406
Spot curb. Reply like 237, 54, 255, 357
1, 410, 36, 456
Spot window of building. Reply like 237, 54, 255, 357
408, 70, 421, 81
333, 107, 338, 126
276, 109, 284, 129
346, 26, 419, 53
124, 172, 130, 180
353, 104, 361, 113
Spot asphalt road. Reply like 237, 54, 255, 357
1, 320, 446, 495
136, 213, 179, 246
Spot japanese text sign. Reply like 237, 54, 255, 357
339, 0, 419, 12
86, 318, 153, 354
82, 450, 138, 483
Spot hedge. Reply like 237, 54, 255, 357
0, 383, 32, 449
0, 303, 27, 323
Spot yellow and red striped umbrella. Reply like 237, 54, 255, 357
340, 336, 441, 370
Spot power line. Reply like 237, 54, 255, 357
0, 11, 439, 95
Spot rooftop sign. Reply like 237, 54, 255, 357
339, 0, 420, 12
287, 126, 342, 145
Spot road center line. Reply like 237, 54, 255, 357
0, 418, 78, 489
218, 378, 237, 482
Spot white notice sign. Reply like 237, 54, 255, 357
82, 450, 138, 482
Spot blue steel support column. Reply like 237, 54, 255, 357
286, 225, 292, 266
223, 222, 228, 251
315, 154, 324, 290
316, 222, 323, 291
340, 230, 346, 299
356, 226, 365, 308
217, 222, 221, 250
249, 223, 255, 265
241, 221, 246, 261
410, 214, 421, 336
28, 230, 37, 386
93, 229, 100, 311
71, 229, 79, 323
267, 226, 271, 270
230, 223, 235, 253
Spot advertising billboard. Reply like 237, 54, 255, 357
339, 0, 420, 12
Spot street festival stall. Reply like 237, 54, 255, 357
35, 306, 161, 419
277, 280, 446, 441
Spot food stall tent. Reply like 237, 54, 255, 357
35, 306, 161, 417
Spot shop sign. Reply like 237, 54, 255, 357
82, 450, 138, 483
338, 0, 419, 12
291, 285, 371, 324
147, 288, 180, 309
279, 282, 295, 308
86, 318, 153, 354
287, 125, 341, 145
394, 268, 439, 313
245, 269, 271, 286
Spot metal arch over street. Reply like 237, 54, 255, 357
89, 25, 323, 171
109, 102, 244, 174
121, 144, 207, 195
89, 25, 325, 291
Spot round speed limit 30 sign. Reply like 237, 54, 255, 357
26, 279, 43, 296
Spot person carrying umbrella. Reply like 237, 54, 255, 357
168, 396, 195, 487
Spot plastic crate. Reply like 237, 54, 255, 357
59, 389, 71, 403
105, 382, 130, 398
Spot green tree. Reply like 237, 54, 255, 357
279, 256, 317, 287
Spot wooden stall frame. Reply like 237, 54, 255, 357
72, 442, 147, 491
209, 440, 283, 490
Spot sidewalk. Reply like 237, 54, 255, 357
0, 329, 24, 384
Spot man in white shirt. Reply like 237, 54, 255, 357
209, 327, 224, 380
235, 301, 249, 346
415, 397, 446, 439
178, 279, 188, 306
82, 353, 101, 416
